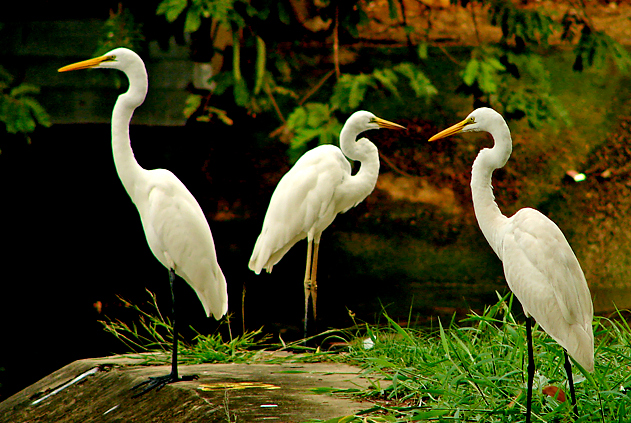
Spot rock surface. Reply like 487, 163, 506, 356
0, 355, 380, 422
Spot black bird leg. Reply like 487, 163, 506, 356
564, 350, 579, 419
132, 268, 197, 397
525, 316, 535, 423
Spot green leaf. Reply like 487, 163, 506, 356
418, 42, 429, 60
411, 409, 450, 420
286, 103, 341, 162
462, 59, 480, 86
394, 63, 437, 99
185, 8, 202, 32
277, 2, 291, 25
210, 72, 234, 96
331, 73, 375, 112
321, 416, 357, 423
384, 312, 415, 344
439, 318, 451, 361
183, 94, 202, 118
253, 36, 266, 95
372, 68, 400, 99
286, 106, 308, 131
21, 97, 51, 128
366, 357, 397, 368
233, 78, 249, 107
10, 84, 40, 97
156, 0, 188, 22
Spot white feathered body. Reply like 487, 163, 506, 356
488, 207, 594, 372
101, 48, 228, 320
129, 168, 228, 319
467, 108, 594, 372
249, 142, 379, 274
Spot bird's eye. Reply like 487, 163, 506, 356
468, 117, 476, 124
104, 55, 117, 62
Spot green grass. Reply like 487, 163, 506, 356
103, 291, 631, 422
101, 290, 271, 365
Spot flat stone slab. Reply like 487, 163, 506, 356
0, 354, 380, 422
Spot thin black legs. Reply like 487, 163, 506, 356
525, 316, 535, 423
564, 350, 579, 419
131, 268, 196, 397
525, 317, 578, 422
169, 268, 179, 380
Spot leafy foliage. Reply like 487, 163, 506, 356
285, 103, 342, 163
95, 1, 628, 152
331, 63, 436, 113
392, 62, 438, 100
452, 0, 628, 128
0, 66, 50, 143
157, 0, 249, 33
453, 0, 568, 127
458, 46, 570, 128
331, 73, 378, 113
561, 9, 631, 73
499, 52, 570, 127
95, 5, 144, 56
183, 94, 234, 125
285, 64, 436, 161
487, 0, 555, 46
573, 27, 631, 73
148, 0, 434, 161
460, 48, 506, 95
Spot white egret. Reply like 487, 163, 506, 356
58, 48, 228, 395
249, 111, 405, 336
429, 107, 593, 422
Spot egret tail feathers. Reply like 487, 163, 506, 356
184, 260, 228, 320
562, 323, 595, 373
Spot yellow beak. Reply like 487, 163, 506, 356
58, 56, 110, 73
373, 117, 406, 130
428, 119, 468, 142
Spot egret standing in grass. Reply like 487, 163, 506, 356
249, 111, 405, 336
59, 48, 228, 395
429, 107, 593, 422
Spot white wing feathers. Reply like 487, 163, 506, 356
137, 169, 228, 320
502, 208, 594, 371
249, 145, 349, 274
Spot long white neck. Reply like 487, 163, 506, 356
111, 67, 148, 203
339, 124, 380, 201
470, 121, 512, 258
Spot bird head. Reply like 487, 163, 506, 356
348, 110, 406, 133
58, 48, 142, 73
428, 107, 502, 141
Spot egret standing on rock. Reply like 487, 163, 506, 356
59, 48, 228, 395
249, 111, 405, 336
429, 107, 593, 422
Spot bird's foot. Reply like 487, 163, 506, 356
131, 373, 198, 398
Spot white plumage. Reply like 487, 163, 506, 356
249, 144, 366, 273
59, 48, 228, 393
500, 208, 593, 370
249, 111, 405, 333
429, 107, 593, 421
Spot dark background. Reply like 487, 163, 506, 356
0, 119, 421, 399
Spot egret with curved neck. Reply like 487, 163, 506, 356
429, 107, 593, 423
59, 48, 228, 395
249, 111, 405, 336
